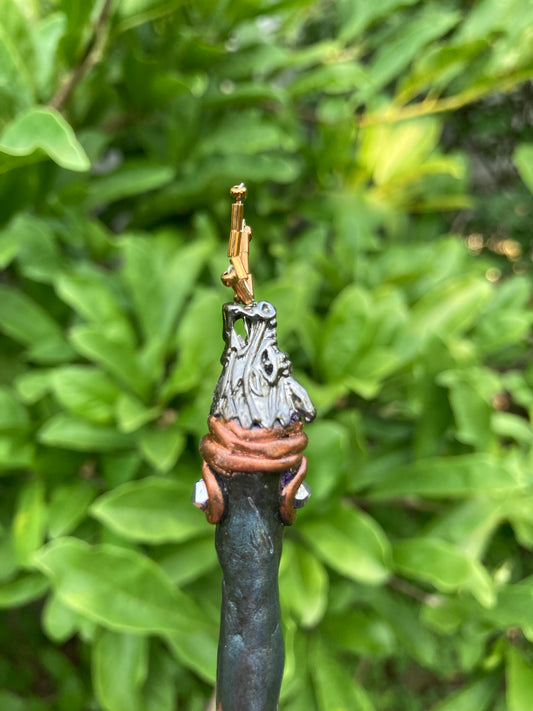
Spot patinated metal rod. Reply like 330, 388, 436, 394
193, 186, 315, 711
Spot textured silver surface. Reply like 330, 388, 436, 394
210, 300, 316, 428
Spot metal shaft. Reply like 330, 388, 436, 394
215, 471, 284, 711
194, 186, 315, 711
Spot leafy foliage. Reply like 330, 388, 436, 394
0, 1, 532, 709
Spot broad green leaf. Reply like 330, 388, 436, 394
56, 267, 129, 326
116, 0, 187, 31
506, 645, 533, 711
42, 592, 80, 643
14, 369, 53, 403
121, 234, 212, 344
366, 7, 461, 93
280, 540, 328, 628
139, 424, 186, 473
0, 285, 73, 363
492, 412, 533, 444
33, 12, 67, 96
166, 628, 218, 684
48, 481, 96, 538
490, 579, 533, 629
370, 454, 519, 498
12, 478, 47, 567
303, 420, 349, 502
38, 414, 134, 452
34, 537, 208, 635
143, 645, 177, 711
93, 630, 148, 711
0, 387, 29, 430
514, 144, 533, 194
311, 637, 376, 711
429, 675, 499, 711
50, 366, 122, 424
91, 477, 206, 544
4, 213, 62, 283
300, 504, 391, 585
392, 538, 495, 607
115, 392, 160, 433
323, 609, 395, 658
69, 324, 149, 398
0, 690, 27, 711
408, 276, 492, 342
86, 162, 174, 209
0, 107, 90, 171
0, 434, 34, 470
0, 21, 33, 118
370, 589, 440, 669
424, 497, 504, 559
101, 452, 141, 489
0, 572, 48, 607
438, 367, 500, 449
154, 536, 217, 586
360, 119, 441, 185
162, 289, 221, 398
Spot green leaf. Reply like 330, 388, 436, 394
91, 477, 206, 544
0, 387, 29, 430
0, 21, 33, 119
116, 0, 187, 31
393, 538, 495, 607
48, 481, 96, 538
50, 366, 122, 424
69, 324, 149, 398
429, 675, 499, 711
514, 144, 533, 194
323, 609, 395, 658
0, 106, 90, 171
42, 592, 80, 643
0, 285, 73, 363
154, 536, 217, 586
56, 267, 128, 326
506, 645, 533, 711
310, 636, 377, 711
33, 12, 67, 96
86, 162, 174, 209
115, 392, 160, 433
408, 276, 492, 343
162, 289, 221, 398
121, 234, 212, 344
38, 414, 135, 452
370, 454, 519, 498
14, 369, 53, 404
0, 572, 48, 608
438, 367, 500, 449
139, 424, 186, 472
166, 628, 218, 684
490, 579, 533, 629
303, 420, 349, 501
280, 540, 328, 628
0, 690, 28, 711
300, 504, 391, 585
34, 538, 208, 635
0, 434, 34, 471
12, 478, 47, 567
4, 213, 63, 283
93, 630, 148, 711
143, 645, 177, 711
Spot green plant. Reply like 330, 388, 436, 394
0, 1, 532, 709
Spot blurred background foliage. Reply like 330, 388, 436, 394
0, 0, 532, 709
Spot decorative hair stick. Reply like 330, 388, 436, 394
192, 184, 316, 711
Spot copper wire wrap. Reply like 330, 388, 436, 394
199, 416, 308, 525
